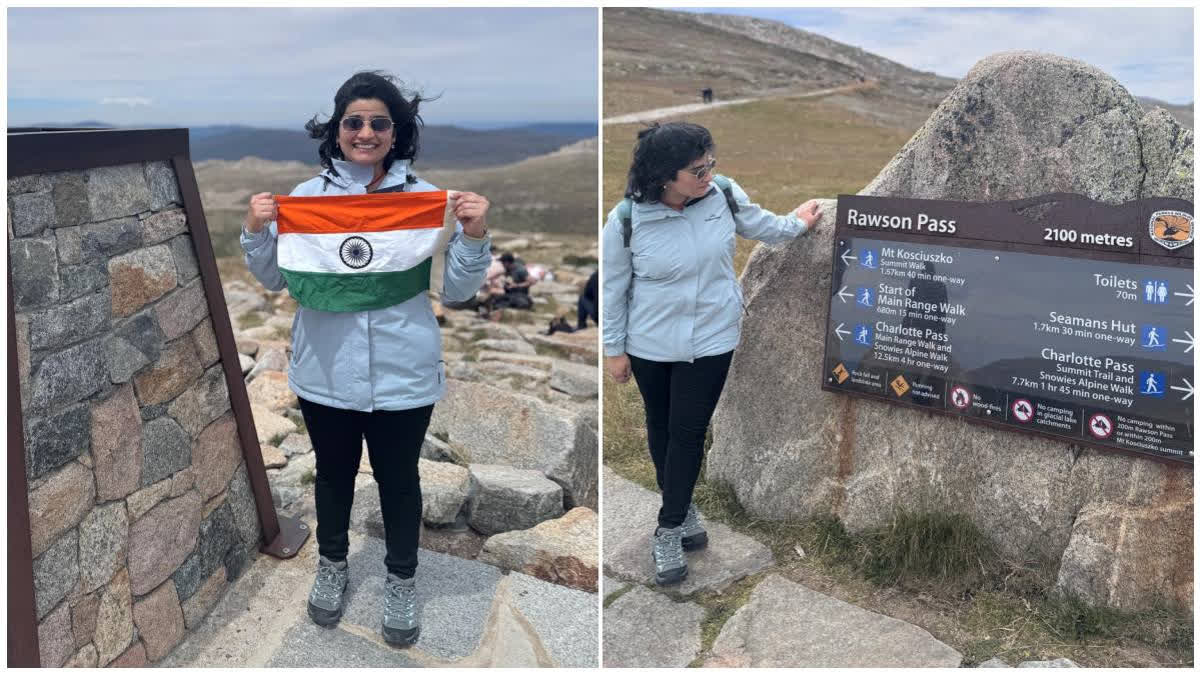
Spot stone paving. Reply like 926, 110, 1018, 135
602, 466, 963, 668
163, 499, 597, 667
602, 467, 773, 595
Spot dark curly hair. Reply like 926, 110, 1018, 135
624, 122, 715, 203
304, 71, 430, 177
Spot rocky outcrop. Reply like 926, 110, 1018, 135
431, 380, 598, 509
478, 507, 598, 591
707, 52, 1193, 610
467, 464, 564, 535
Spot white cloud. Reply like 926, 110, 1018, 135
100, 97, 152, 107
7, 7, 598, 126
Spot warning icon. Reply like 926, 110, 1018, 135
890, 375, 910, 397
832, 363, 849, 384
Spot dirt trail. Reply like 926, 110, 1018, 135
603, 81, 875, 126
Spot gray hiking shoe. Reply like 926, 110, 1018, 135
681, 503, 709, 550
382, 574, 420, 646
652, 526, 687, 585
307, 556, 349, 626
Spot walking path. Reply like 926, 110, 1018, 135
603, 82, 873, 126
163, 483, 598, 668
601, 467, 962, 668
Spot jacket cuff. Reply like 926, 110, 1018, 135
604, 341, 626, 357
456, 232, 491, 253
793, 212, 810, 235
241, 222, 271, 251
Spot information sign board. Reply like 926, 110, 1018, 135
823, 193, 1193, 463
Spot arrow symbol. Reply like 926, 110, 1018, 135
1171, 330, 1194, 354
1170, 377, 1193, 401
1174, 283, 1194, 306
836, 286, 853, 303
834, 322, 849, 341
840, 249, 855, 266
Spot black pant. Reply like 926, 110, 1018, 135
577, 294, 597, 329
629, 351, 734, 529
297, 397, 434, 579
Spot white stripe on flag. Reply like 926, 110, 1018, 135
277, 201, 457, 274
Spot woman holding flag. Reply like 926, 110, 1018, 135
241, 71, 491, 646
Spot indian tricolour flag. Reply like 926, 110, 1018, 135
275, 191, 457, 312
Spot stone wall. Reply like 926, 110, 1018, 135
10, 160, 262, 666
707, 52, 1193, 611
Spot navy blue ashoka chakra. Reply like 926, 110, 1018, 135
339, 236, 373, 269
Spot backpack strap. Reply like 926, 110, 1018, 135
713, 174, 739, 215
618, 198, 633, 248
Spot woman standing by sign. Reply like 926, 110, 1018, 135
242, 71, 491, 645
602, 122, 821, 585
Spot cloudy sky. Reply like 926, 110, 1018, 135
679, 7, 1194, 104
7, 7, 598, 128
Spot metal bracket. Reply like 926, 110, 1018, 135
260, 516, 310, 559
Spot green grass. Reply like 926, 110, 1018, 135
688, 572, 764, 663
300, 469, 315, 485
602, 584, 634, 609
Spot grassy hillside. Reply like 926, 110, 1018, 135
196, 139, 597, 258
190, 123, 597, 168
603, 7, 952, 120
604, 96, 913, 273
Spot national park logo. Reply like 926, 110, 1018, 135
1148, 210, 1193, 250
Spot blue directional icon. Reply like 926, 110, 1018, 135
1138, 371, 1165, 397
1140, 325, 1167, 351
854, 323, 873, 346
859, 249, 878, 269
857, 287, 874, 307
1141, 280, 1169, 304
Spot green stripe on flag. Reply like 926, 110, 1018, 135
280, 258, 433, 312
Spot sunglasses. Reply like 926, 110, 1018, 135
341, 116, 394, 133
684, 156, 717, 180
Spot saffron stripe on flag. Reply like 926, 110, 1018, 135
275, 191, 448, 234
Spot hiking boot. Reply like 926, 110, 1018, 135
307, 556, 349, 626
681, 503, 709, 551
382, 574, 420, 646
652, 526, 687, 585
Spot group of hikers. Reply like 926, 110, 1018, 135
446, 246, 598, 334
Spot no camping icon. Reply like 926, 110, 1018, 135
1011, 398, 1034, 423
1088, 413, 1114, 440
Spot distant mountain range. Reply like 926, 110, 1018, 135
20, 121, 598, 169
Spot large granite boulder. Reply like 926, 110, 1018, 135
429, 380, 597, 509
706, 52, 1193, 611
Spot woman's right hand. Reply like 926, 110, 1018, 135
606, 354, 632, 384
245, 192, 279, 233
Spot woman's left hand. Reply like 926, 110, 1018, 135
453, 191, 490, 238
795, 199, 822, 229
